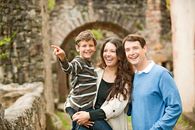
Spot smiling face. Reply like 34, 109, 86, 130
124, 41, 147, 69
76, 39, 96, 60
103, 42, 118, 67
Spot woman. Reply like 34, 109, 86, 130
72, 37, 134, 130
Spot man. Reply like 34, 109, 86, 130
123, 34, 182, 130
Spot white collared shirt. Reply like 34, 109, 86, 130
135, 60, 155, 74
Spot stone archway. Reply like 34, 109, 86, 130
50, 0, 171, 102
56, 22, 131, 102
50, 0, 145, 102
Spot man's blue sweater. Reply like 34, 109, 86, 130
131, 63, 182, 130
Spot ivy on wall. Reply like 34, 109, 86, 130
0, 32, 16, 63
91, 29, 104, 40
48, 0, 56, 11
0, 37, 10, 60
166, 0, 170, 10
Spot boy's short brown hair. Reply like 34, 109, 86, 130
75, 30, 97, 45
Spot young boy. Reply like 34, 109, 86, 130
51, 30, 112, 130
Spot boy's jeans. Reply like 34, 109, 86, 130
76, 120, 112, 130
69, 107, 112, 130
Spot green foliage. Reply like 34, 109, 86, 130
0, 37, 11, 46
133, 21, 144, 31
65, 39, 78, 61
46, 113, 56, 130
48, 0, 55, 11
0, 32, 16, 60
91, 29, 104, 40
177, 115, 191, 127
166, 0, 170, 10
56, 111, 71, 130
0, 37, 11, 60
0, 52, 8, 60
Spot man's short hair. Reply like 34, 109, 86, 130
123, 34, 146, 48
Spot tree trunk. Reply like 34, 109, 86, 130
41, 0, 55, 113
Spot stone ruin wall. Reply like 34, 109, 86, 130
0, 82, 46, 130
0, 0, 49, 129
50, 0, 172, 102
0, 0, 172, 129
0, 0, 172, 85
0, 0, 46, 84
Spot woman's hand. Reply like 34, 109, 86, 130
82, 121, 94, 128
72, 111, 91, 125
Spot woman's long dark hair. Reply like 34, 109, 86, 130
99, 37, 134, 101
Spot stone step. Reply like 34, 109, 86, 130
56, 103, 64, 112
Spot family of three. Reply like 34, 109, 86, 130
51, 30, 182, 130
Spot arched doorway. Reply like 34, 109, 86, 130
56, 21, 131, 102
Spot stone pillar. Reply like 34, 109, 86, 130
194, 30, 195, 114
171, 0, 195, 112
41, 0, 55, 113
0, 0, 45, 83
145, 0, 161, 45
145, 0, 165, 63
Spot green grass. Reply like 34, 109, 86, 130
56, 111, 71, 130
56, 111, 132, 130
177, 116, 189, 127
175, 115, 194, 130
56, 112, 194, 130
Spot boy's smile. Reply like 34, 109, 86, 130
76, 39, 96, 60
